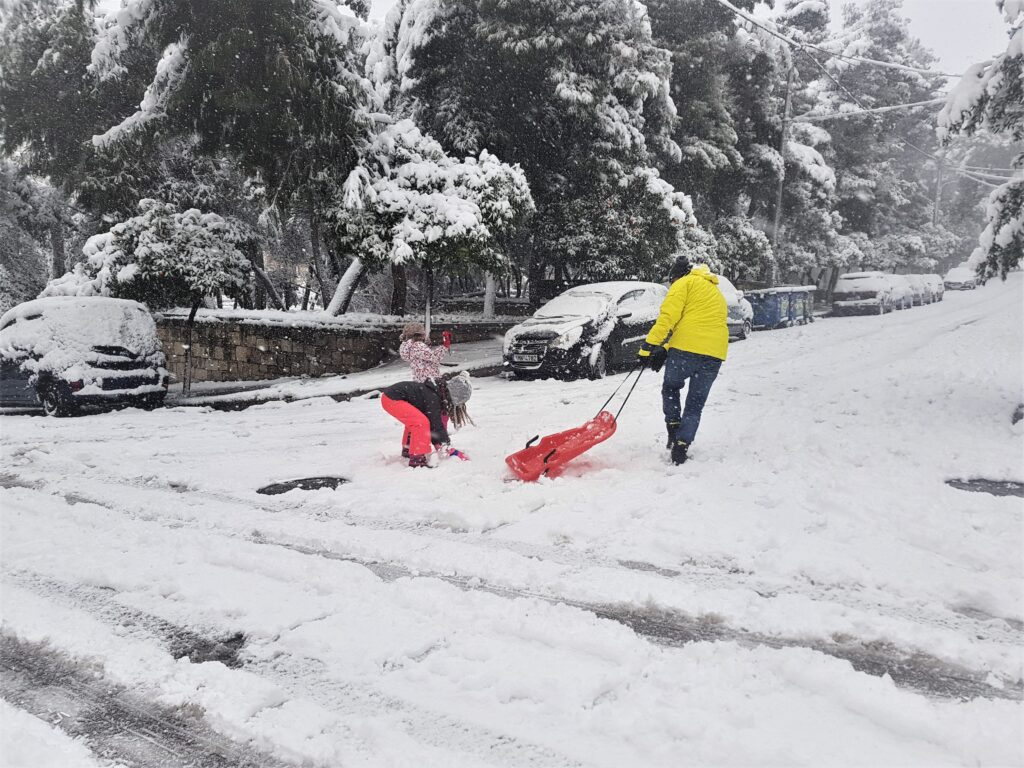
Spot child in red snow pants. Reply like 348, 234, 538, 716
380, 394, 433, 456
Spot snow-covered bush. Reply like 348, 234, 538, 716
713, 216, 773, 284
334, 119, 533, 271
42, 199, 252, 310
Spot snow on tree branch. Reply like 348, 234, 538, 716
92, 38, 189, 149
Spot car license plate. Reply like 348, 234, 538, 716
513, 354, 540, 363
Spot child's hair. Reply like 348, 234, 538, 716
401, 321, 426, 342
449, 402, 474, 430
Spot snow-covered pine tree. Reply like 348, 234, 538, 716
0, 0, 142, 278
372, 0, 706, 295
87, 0, 377, 300
938, 0, 1023, 279
822, 0, 951, 271
329, 119, 533, 313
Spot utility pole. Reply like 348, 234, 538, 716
932, 152, 944, 226
770, 60, 797, 288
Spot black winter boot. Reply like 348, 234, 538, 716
665, 421, 680, 449
671, 439, 690, 465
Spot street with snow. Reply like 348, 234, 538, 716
1, 275, 1021, 767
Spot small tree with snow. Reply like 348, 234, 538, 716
44, 198, 252, 393
938, 0, 1024, 279
332, 120, 533, 315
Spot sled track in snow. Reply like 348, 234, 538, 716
3, 571, 582, 768
5, 468, 1023, 702
0, 634, 286, 768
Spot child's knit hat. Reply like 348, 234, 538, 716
401, 321, 426, 341
446, 372, 473, 406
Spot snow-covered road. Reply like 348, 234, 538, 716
2, 276, 1022, 767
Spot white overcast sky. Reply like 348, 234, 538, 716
367, 0, 1006, 77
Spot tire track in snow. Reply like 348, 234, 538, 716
6, 463, 1023, 691
2, 571, 581, 768
252, 535, 1023, 703
0, 634, 286, 768
13, 464, 1022, 652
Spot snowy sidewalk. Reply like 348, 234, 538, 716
167, 336, 505, 409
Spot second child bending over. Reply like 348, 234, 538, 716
399, 322, 449, 383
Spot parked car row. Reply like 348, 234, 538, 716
831, 271, 946, 315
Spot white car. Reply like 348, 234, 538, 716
923, 274, 944, 301
0, 296, 169, 416
944, 267, 977, 290
886, 274, 915, 309
503, 281, 667, 380
904, 274, 933, 305
717, 276, 754, 340
831, 272, 896, 315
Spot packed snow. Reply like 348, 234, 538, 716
1, 275, 1022, 766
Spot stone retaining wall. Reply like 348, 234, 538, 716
156, 316, 513, 383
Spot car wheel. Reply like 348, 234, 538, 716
587, 346, 607, 381
39, 383, 75, 417
741, 320, 752, 339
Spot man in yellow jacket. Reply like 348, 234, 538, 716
637, 256, 728, 465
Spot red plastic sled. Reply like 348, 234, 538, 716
505, 410, 618, 481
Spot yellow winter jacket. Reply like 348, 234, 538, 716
644, 265, 729, 361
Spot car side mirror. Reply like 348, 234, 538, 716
617, 311, 633, 320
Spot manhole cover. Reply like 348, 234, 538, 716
256, 476, 350, 495
946, 479, 1024, 498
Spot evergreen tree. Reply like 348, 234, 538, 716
823, 0, 950, 270
939, 0, 1023, 279
373, 0, 706, 296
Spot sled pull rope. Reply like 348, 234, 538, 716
595, 363, 644, 420
614, 366, 645, 420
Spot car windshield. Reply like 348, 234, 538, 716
835, 275, 885, 293
534, 292, 611, 319
946, 269, 973, 280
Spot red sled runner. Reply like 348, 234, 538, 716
505, 410, 618, 481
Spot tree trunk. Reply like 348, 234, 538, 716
48, 218, 66, 280
391, 263, 408, 315
325, 258, 365, 315
250, 255, 286, 310
307, 194, 338, 301
182, 300, 201, 398
424, 267, 434, 339
308, 259, 328, 310
483, 272, 496, 318
300, 282, 311, 311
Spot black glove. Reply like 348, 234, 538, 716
637, 343, 667, 372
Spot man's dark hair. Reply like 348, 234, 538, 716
668, 255, 692, 282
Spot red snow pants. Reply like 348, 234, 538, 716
381, 395, 432, 456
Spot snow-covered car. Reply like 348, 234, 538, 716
503, 282, 666, 380
717, 275, 754, 340
885, 274, 915, 309
904, 274, 933, 305
944, 267, 977, 290
831, 272, 896, 315
923, 274, 944, 301
0, 296, 169, 416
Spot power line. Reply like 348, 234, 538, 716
794, 98, 946, 122
707, 0, 962, 79
709, 0, 1017, 190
